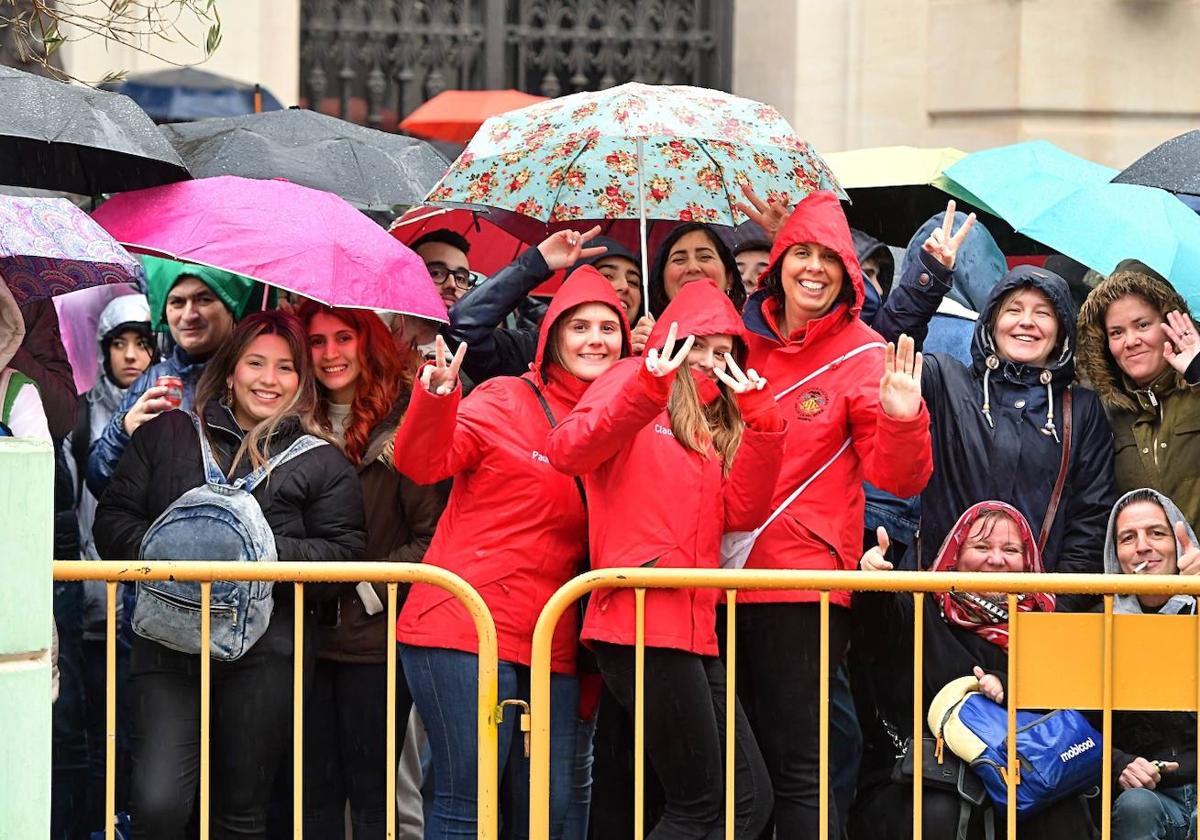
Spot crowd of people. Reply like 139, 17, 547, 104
6, 182, 1200, 840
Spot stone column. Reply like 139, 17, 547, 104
0, 439, 54, 837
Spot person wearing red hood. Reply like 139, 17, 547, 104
392, 264, 630, 840
735, 190, 933, 837
546, 280, 786, 839
849, 503, 1092, 840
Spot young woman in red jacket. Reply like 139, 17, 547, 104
735, 190, 933, 837
392, 258, 630, 840
546, 280, 786, 839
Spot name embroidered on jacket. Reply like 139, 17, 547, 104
654, 424, 675, 437
1059, 737, 1096, 763
531, 450, 550, 463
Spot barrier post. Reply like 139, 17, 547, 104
0, 439, 53, 839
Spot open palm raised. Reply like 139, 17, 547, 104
878, 334, 923, 420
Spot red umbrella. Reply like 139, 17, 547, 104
399, 89, 547, 144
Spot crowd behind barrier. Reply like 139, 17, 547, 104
9, 176, 1200, 840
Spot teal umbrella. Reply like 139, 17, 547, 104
942, 141, 1200, 303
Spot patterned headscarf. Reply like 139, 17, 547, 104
929, 501, 1055, 648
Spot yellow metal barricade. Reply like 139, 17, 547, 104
54, 560, 501, 840
528, 569, 1200, 840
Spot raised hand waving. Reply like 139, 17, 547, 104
419, 335, 467, 396
922, 200, 976, 270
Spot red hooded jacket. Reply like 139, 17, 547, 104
393, 267, 630, 673
546, 281, 787, 656
741, 191, 933, 608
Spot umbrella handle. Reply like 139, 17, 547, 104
637, 137, 650, 312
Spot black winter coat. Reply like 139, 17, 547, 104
93, 402, 366, 581
874, 254, 1117, 609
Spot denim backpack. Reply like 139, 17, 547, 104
930, 676, 1102, 819
134, 411, 327, 661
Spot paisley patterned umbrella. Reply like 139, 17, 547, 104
424, 82, 842, 300
0, 196, 142, 305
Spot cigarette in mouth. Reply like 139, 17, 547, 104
1133, 561, 1149, 574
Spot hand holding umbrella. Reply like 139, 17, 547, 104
921, 200, 977, 270
879, 334, 924, 420
630, 313, 656, 357
644, 322, 694, 378
1161, 310, 1200, 376
420, 335, 468, 396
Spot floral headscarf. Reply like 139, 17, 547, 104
930, 501, 1055, 648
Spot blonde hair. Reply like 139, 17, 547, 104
667, 370, 746, 476
194, 310, 326, 475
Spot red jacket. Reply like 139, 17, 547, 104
547, 281, 786, 656
741, 191, 933, 607
393, 267, 629, 674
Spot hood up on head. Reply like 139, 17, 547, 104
96, 294, 156, 383
0, 281, 24, 372
1076, 264, 1191, 413
761, 190, 864, 317
972, 264, 1077, 440
648, 280, 747, 403
142, 255, 275, 331
930, 500, 1055, 648
901, 211, 1006, 314
533, 264, 631, 385
572, 236, 639, 272
1104, 487, 1198, 615
851, 228, 895, 297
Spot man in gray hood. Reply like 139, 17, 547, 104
1102, 488, 1198, 840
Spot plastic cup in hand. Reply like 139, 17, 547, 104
155, 375, 184, 410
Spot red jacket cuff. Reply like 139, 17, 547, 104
636, 362, 676, 402
736, 386, 785, 431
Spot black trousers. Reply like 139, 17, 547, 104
302, 657, 414, 839
592, 643, 773, 840
128, 610, 297, 840
736, 602, 852, 840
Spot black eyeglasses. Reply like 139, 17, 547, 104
425, 261, 476, 291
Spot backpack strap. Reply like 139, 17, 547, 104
1037, 386, 1072, 553
239, 434, 329, 493
186, 410, 237, 487
519, 377, 587, 512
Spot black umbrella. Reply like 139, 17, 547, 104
161, 109, 451, 213
101, 67, 284, 123
0, 65, 191, 194
1112, 130, 1200, 197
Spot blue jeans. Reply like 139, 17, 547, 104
560, 713, 597, 840
1112, 785, 1196, 840
400, 645, 579, 840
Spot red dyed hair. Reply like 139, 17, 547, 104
298, 301, 417, 465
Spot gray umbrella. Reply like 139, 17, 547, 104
0, 65, 191, 194
161, 109, 451, 212
1113, 130, 1200, 197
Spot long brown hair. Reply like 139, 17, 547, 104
298, 302, 417, 465
667, 368, 746, 477
194, 310, 324, 474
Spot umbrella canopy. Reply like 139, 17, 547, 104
92, 176, 446, 321
161, 109, 450, 213
0, 196, 142, 305
399, 89, 548, 143
0, 65, 190, 194
1112, 130, 1200, 197
102, 67, 284, 123
943, 141, 1200, 296
824, 145, 967, 189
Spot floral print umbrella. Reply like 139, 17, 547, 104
424, 83, 843, 297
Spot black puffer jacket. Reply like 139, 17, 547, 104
876, 258, 1117, 608
93, 401, 366, 578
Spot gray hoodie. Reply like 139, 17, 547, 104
1104, 487, 1198, 615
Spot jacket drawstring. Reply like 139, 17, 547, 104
1041, 373, 1060, 443
981, 355, 998, 428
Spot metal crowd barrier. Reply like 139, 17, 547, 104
52, 560, 500, 840
528, 569, 1200, 840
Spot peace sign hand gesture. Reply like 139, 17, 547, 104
537, 225, 607, 271
1176, 521, 1200, 576
419, 335, 467, 396
644, 321, 695, 378
733, 183, 790, 244
712, 353, 767, 394
1161, 310, 1200, 376
879, 334, 923, 420
923, 200, 976, 270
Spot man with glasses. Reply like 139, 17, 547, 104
411, 229, 478, 310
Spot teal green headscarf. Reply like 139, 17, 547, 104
141, 255, 276, 331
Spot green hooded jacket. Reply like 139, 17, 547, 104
1077, 269, 1200, 528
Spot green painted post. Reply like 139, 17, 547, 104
0, 438, 54, 837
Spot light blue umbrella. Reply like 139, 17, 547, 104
942, 141, 1200, 303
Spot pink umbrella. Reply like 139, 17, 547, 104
92, 175, 447, 321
